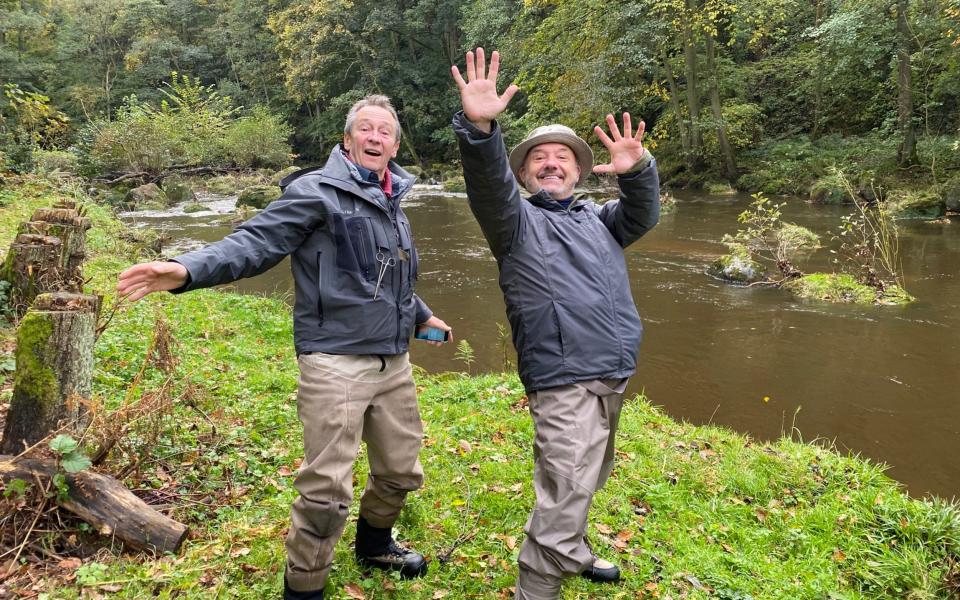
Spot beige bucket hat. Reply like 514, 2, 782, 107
508, 124, 594, 185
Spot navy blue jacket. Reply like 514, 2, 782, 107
453, 112, 659, 391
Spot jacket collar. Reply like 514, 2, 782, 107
318, 144, 415, 205
527, 189, 588, 212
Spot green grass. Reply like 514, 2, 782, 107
1, 176, 959, 599
785, 273, 915, 306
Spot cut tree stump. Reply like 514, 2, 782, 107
0, 293, 99, 455
0, 234, 64, 314
1, 202, 91, 314
0, 455, 189, 554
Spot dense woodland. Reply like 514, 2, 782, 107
1, 0, 959, 192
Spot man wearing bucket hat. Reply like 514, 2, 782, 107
450, 48, 660, 599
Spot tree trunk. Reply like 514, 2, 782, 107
661, 46, 691, 158
896, 0, 918, 167
811, 0, 825, 140
706, 34, 737, 181
0, 293, 99, 455
0, 456, 189, 554
682, 0, 703, 168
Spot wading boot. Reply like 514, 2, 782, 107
354, 516, 428, 578
580, 556, 621, 584
283, 576, 324, 600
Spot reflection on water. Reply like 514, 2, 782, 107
125, 188, 960, 498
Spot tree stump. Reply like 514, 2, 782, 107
0, 234, 65, 314
19, 204, 91, 283
0, 293, 99, 455
1, 202, 91, 314
0, 456, 190, 554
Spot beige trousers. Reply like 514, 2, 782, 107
284, 352, 424, 592
515, 379, 626, 600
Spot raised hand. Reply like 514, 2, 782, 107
592, 113, 647, 175
117, 261, 189, 302
451, 47, 518, 133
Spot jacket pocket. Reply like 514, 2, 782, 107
335, 214, 375, 280
399, 220, 418, 280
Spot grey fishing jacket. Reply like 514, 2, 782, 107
171, 145, 432, 356
453, 112, 659, 392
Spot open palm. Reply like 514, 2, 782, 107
451, 48, 518, 131
593, 113, 647, 175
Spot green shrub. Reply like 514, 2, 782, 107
809, 171, 849, 204
32, 149, 79, 175
702, 102, 764, 156
218, 106, 293, 169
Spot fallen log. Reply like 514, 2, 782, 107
0, 455, 189, 554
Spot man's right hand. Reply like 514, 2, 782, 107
451, 47, 518, 134
117, 261, 189, 302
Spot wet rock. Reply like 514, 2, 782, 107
887, 188, 946, 220
442, 175, 466, 193
809, 174, 848, 205
125, 183, 168, 210
270, 166, 300, 186
709, 246, 766, 284
162, 176, 197, 204
401, 165, 424, 181
237, 185, 281, 209
944, 176, 960, 212
183, 202, 207, 214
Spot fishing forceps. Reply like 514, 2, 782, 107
373, 250, 396, 299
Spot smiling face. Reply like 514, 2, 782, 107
343, 105, 401, 179
518, 142, 581, 200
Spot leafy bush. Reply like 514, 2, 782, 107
77, 74, 291, 175
702, 102, 764, 157
32, 149, 79, 175
0, 84, 70, 173
218, 105, 293, 168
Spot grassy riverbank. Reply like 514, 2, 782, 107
2, 177, 960, 599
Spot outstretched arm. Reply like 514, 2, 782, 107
451, 48, 526, 258
594, 113, 660, 246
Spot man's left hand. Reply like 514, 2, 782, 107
592, 112, 647, 175
417, 315, 453, 347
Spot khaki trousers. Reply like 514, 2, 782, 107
515, 379, 626, 600
284, 352, 424, 592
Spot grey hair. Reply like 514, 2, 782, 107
343, 94, 402, 141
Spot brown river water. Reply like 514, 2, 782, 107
121, 188, 960, 499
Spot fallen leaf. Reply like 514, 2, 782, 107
344, 582, 366, 599
433, 591, 449, 599
616, 530, 634, 542
230, 547, 250, 558
832, 549, 847, 562
458, 440, 472, 454
596, 523, 613, 535
58, 558, 82, 570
